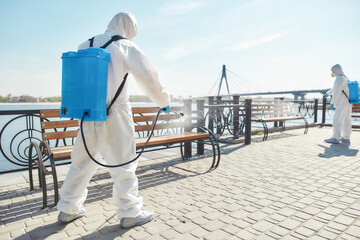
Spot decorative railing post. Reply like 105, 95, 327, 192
245, 99, 252, 145
233, 95, 240, 139
184, 99, 192, 158
279, 97, 284, 127
216, 96, 222, 136
208, 96, 214, 131
314, 99, 318, 123
322, 96, 327, 124
196, 100, 205, 155
274, 98, 279, 127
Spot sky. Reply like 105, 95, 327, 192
0, 0, 359, 99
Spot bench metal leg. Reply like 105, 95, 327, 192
179, 129, 221, 171
40, 141, 59, 206
28, 142, 47, 209
199, 126, 220, 170
303, 118, 309, 134
258, 119, 268, 141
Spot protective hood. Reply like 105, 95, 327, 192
105, 12, 138, 40
331, 64, 345, 77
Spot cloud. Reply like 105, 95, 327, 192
163, 37, 218, 61
159, 0, 207, 15
232, 30, 294, 51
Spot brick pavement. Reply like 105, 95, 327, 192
0, 126, 360, 240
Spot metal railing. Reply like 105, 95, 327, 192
0, 110, 43, 173
205, 96, 321, 143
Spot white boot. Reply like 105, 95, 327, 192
58, 208, 86, 223
324, 138, 340, 144
120, 210, 154, 228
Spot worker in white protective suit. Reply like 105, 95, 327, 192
324, 64, 352, 144
57, 12, 170, 228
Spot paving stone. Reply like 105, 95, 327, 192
252, 220, 275, 232
247, 211, 268, 221
302, 206, 322, 216
173, 221, 198, 234
235, 229, 256, 240
333, 214, 356, 226
223, 224, 241, 235
202, 219, 226, 232
326, 221, 348, 232
204, 229, 230, 240
323, 206, 343, 216
190, 227, 209, 238
160, 229, 182, 239
345, 225, 360, 238
317, 229, 340, 239
233, 219, 252, 229
279, 218, 302, 230
270, 225, 290, 237
130, 229, 152, 239
307, 236, 327, 240
203, 210, 226, 221
173, 232, 199, 240
294, 226, 316, 238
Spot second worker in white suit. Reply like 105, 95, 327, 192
324, 64, 352, 144
57, 12, 170, 228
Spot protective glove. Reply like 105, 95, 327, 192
161, 105, 171, 113
324, 93, 328, 98
330, 104, 335, 110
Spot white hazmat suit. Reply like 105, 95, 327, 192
327, 64, 352, 142
57, 12, 169, 219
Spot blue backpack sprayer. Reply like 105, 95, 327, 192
60, 35, 173, 167
343, 81, 360, 104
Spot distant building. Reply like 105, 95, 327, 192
12, 95, 39, 103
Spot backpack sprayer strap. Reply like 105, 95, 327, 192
88, 35, 129, 114
342, 90, 350, 103
89, 37, 95, 47
107, 73, 128, 115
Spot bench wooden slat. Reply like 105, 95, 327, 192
252, 112, 288, 117
40, 110, 60, 119
253, 116, 304, 122
135, 122, 182, 132
43, 131, 78, 140
133, 114, 182, 123
352, 105, 360, 112
132, 106, 183, 114
41, 120, 79, 129
136, 132, 209, 148
45, 146, 74, 159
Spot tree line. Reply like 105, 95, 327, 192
0, 94, 152, 103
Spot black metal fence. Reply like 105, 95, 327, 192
204, 96, 324, 144
0, 110, 44, 173
0, 97, 336, 174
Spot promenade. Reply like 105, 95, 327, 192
1, 126, 360, 240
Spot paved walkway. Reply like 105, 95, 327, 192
1, 126, 360, 240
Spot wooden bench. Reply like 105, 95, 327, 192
352, 103, 360, 118
29, 106, 220, 209
251, 101, 309, 141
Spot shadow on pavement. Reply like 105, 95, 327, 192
0, 155, 210, 227
13, 221, 67, 240
318, 143, 359, 158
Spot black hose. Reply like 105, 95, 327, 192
80, 109, 163, 168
